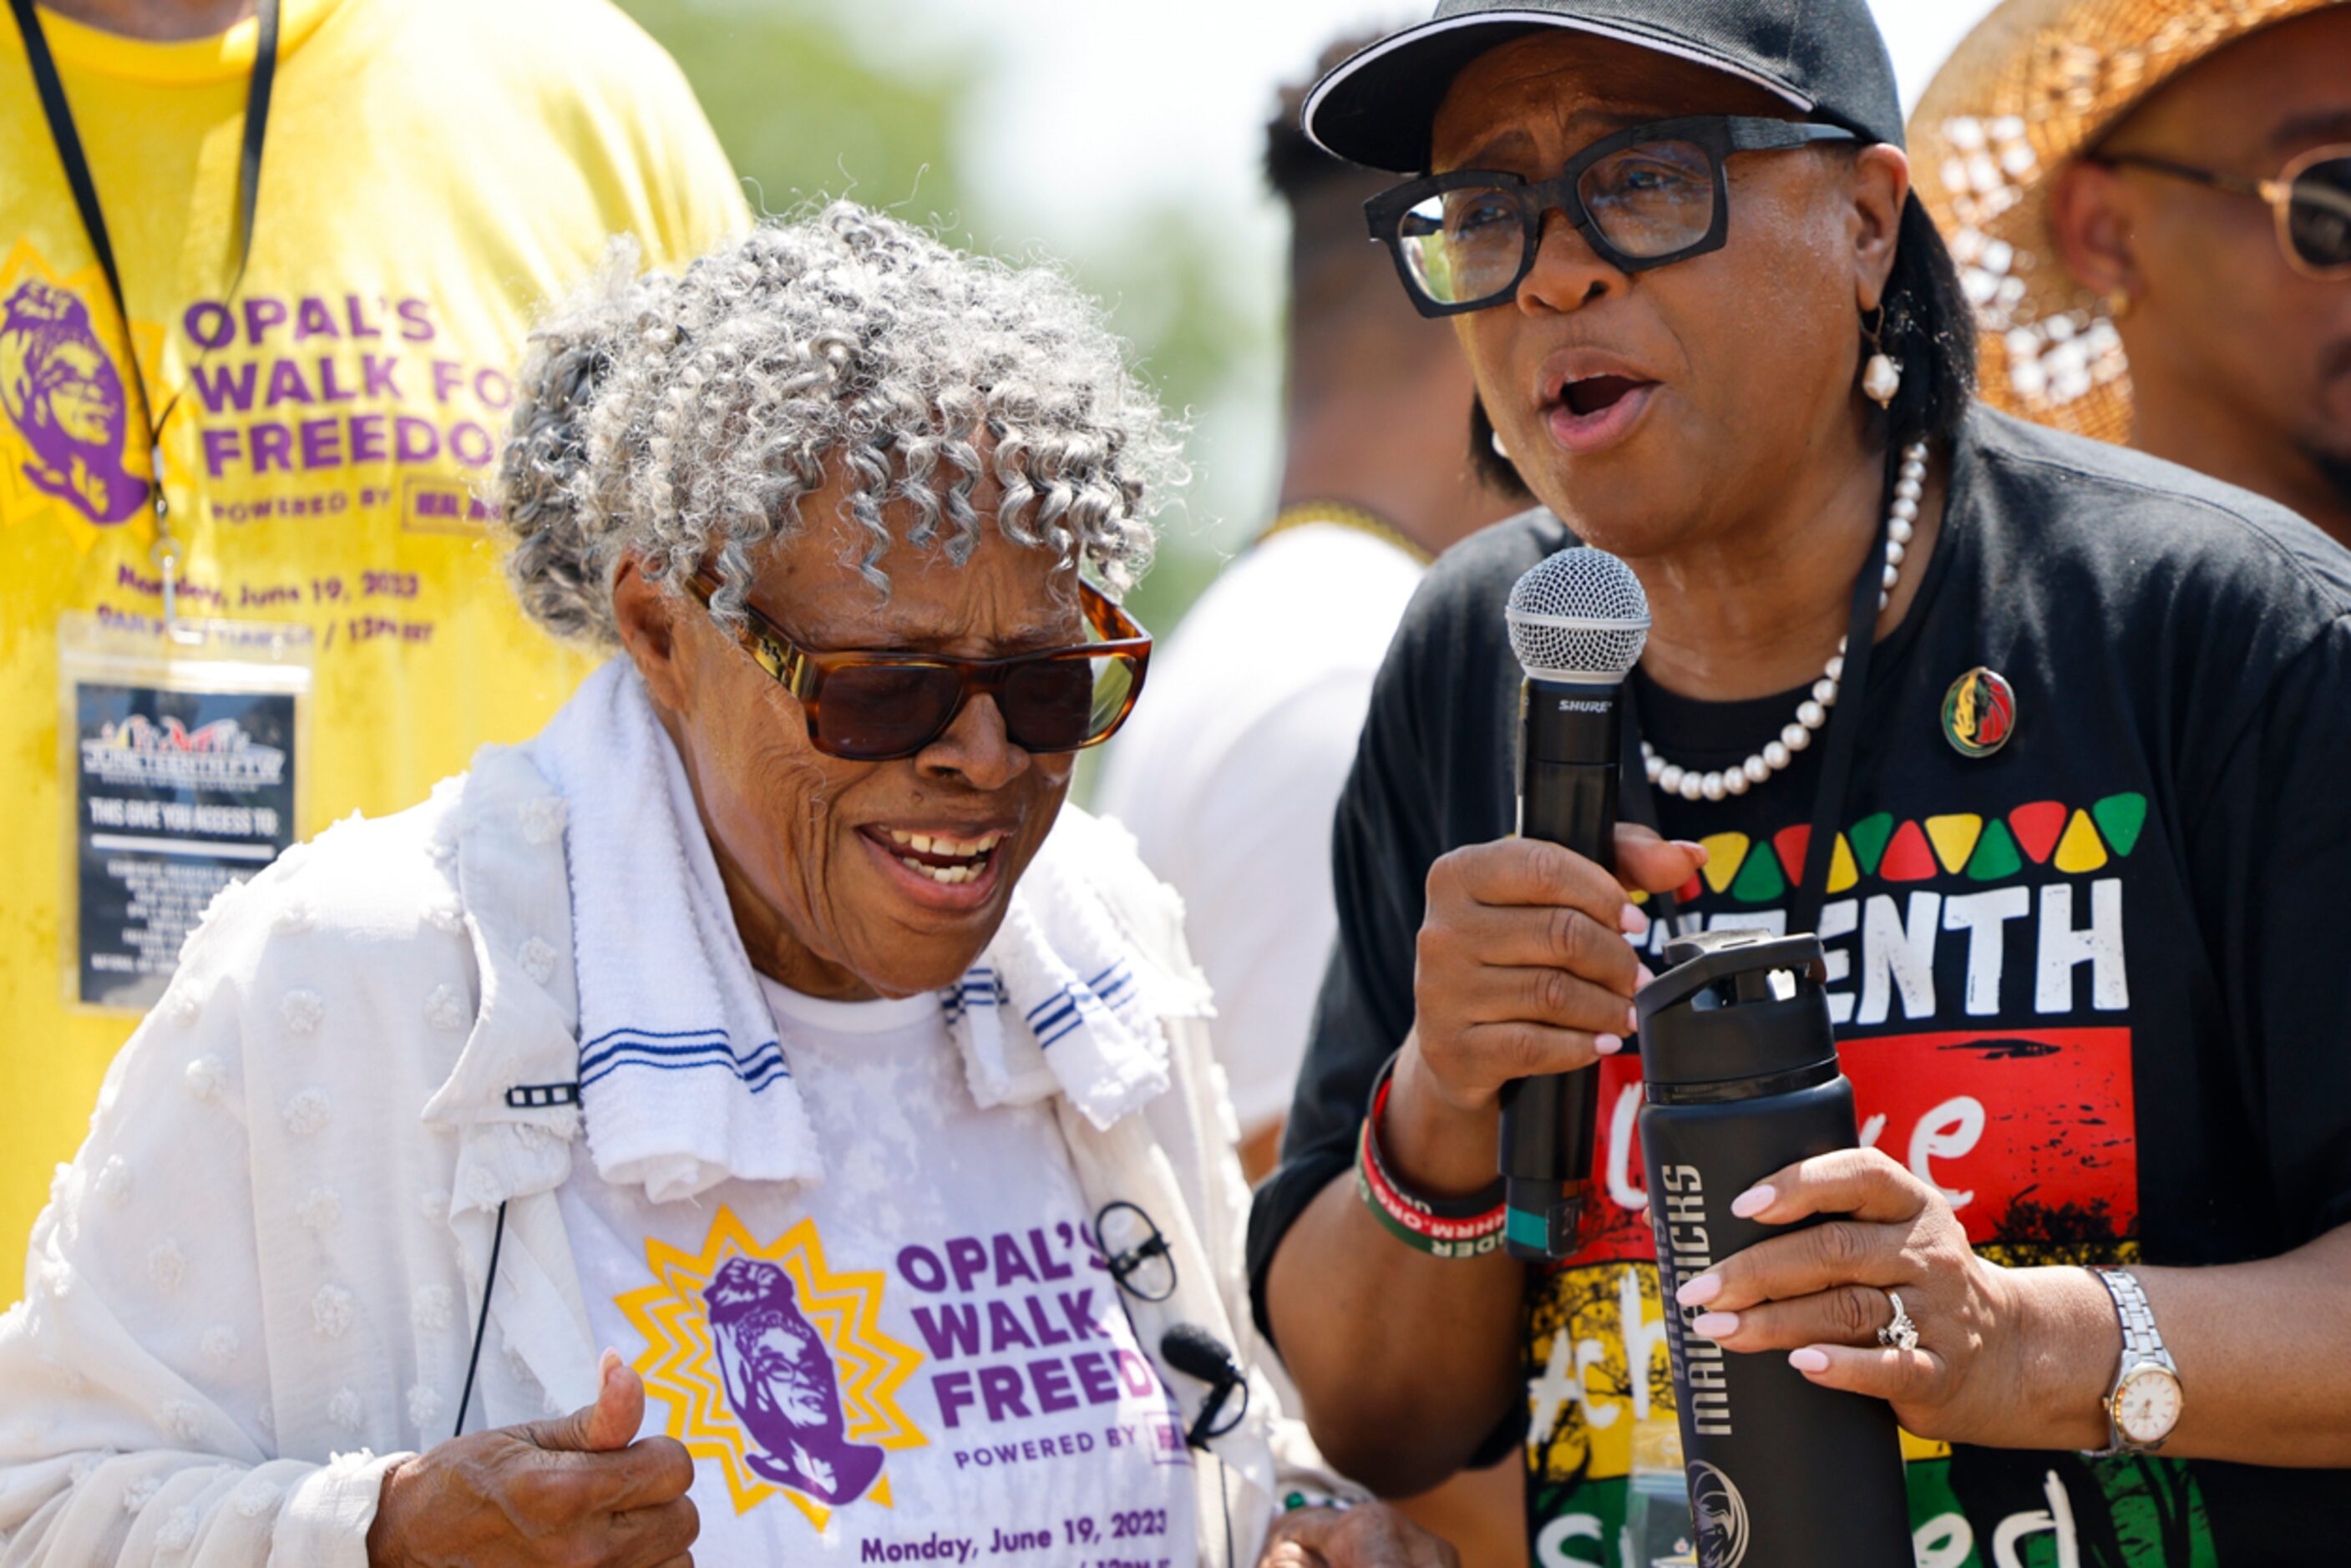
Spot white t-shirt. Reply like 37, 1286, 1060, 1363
1096, 520, 1425, 1133
560, 975, 1200, 1566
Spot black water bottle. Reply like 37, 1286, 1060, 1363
1634, 928, 1911, 1568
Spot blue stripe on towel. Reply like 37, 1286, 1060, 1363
942, 967, 1005, 1020
580, 1045, 791, 1095
1029, 1006, 1081, 1044
580, 1033, 778, 1072
580, 1033, 728, 1070
579, 1028, 788, 1088
1021, 960, 1136, 1050
580, 1022, 742, 1050
1036, 1011, 1088, 1050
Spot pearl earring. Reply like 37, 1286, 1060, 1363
1492, 429, 1511, 459
1862, 306, 1903, 409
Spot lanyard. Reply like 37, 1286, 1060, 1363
1622, 441, 1902, 946
8, 0, 281, 624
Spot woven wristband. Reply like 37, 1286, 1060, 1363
1355, 1054, 1507, 1258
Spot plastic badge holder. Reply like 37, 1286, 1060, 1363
58, 612, 314, 1011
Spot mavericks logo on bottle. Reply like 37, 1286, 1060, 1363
1687, 1460, 1751, 1568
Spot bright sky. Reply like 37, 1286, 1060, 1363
864, 0, 2004, 249
834, 0, 2007, 546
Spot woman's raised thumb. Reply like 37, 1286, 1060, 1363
541, 1348, 643, 1452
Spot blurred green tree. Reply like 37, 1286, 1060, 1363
618, 0, 978, 231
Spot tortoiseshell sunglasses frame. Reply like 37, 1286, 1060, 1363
682, 569, 1152, 761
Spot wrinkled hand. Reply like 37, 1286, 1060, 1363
1410, 826, 1704, 1115
367, 1349, 698, 1567
1675, 1147, 2044, 1446
1259, 1502, 1461, 1567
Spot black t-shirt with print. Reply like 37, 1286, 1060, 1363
1246, 407, 2351, 1565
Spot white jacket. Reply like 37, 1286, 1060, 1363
0, 745, 1336, 1565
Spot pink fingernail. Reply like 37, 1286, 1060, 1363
1626, 1004, 1640, 1033
1635, 964, 1656, 989
1675, 840, 1710, 866
1594, 1034, 1624, 1056
1620, 903, 1650, 936
1731, 1185, 1776, 1219
1676, 1272, 1721, 1308
1692, 1313, 1739, 1340
1790, 1348, 1831, 1373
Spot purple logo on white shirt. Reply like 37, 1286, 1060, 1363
704, 1256, 887, 1505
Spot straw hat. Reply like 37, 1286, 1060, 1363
1910, 0, 2342, 446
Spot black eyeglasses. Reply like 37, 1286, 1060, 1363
1366, 115, 1861, 317
685, 571, 1152, 762
2095, 145, 2351, 281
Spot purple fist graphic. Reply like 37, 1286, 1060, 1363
0, 280, 149, 525
704, 1257, 884, 1505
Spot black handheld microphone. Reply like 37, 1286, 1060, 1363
1158, 1323, 1249, 1449
1498, 547, 1651, 1261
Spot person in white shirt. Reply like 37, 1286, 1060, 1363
1099, 48, 1523, 1186
0, 202, 1453, 1568
1095, 40, 1528, 1568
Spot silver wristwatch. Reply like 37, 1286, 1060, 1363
2089, 1267, 2184, 1455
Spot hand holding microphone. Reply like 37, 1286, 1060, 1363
1388, 549, 1706, 1257
1495, 549, 1652, 1257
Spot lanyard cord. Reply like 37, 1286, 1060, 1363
1786, 442, 1903, 940
8, 0, 281, 624
1621, 441, 1903, 945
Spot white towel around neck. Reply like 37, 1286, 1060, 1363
524, 661, 1177, 1203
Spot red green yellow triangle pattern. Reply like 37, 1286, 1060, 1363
1644, 793, 2149, 907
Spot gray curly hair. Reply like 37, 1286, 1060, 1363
495, 201, 1181, 647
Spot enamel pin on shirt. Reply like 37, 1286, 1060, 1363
1943, 666, 2017, 758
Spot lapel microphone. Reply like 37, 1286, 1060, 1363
1499, 547, 1652, 1260
1158, 1323, 1249, 1449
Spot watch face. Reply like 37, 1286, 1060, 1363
2115, 1364, 2184, 1444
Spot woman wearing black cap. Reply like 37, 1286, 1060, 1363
1248, 1, 2351, 1561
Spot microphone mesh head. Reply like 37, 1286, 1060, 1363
1506, 547, 1651, 682
1159, 1323, 1239, 1384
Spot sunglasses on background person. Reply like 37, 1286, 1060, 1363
1366, 114, 1862, 316
2094, 145, 2351, 281
685, 570, 1151, 761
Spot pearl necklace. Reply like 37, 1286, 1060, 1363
1640, 442, 1928, 804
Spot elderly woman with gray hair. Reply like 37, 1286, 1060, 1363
0, 203, 1452, 1568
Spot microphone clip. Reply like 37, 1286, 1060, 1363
1158, 1323, 1251, 1451
1185, 1378, 1249, 1452
1096, 1199, 1178, 1302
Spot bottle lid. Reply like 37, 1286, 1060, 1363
1635, 928, 1835, 1089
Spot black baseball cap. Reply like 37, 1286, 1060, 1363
1303, 0, 1906, 174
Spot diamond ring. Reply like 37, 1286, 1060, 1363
1877, 1290, 1920, 1352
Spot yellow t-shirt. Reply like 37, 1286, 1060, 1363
0, 0, 748, 1249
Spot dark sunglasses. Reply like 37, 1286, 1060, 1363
2095, 145, 2351, 280
1366, 114, 1860, 317
685, 570, 1151, 761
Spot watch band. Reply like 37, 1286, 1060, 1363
2090, 1267, 2180, 1455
